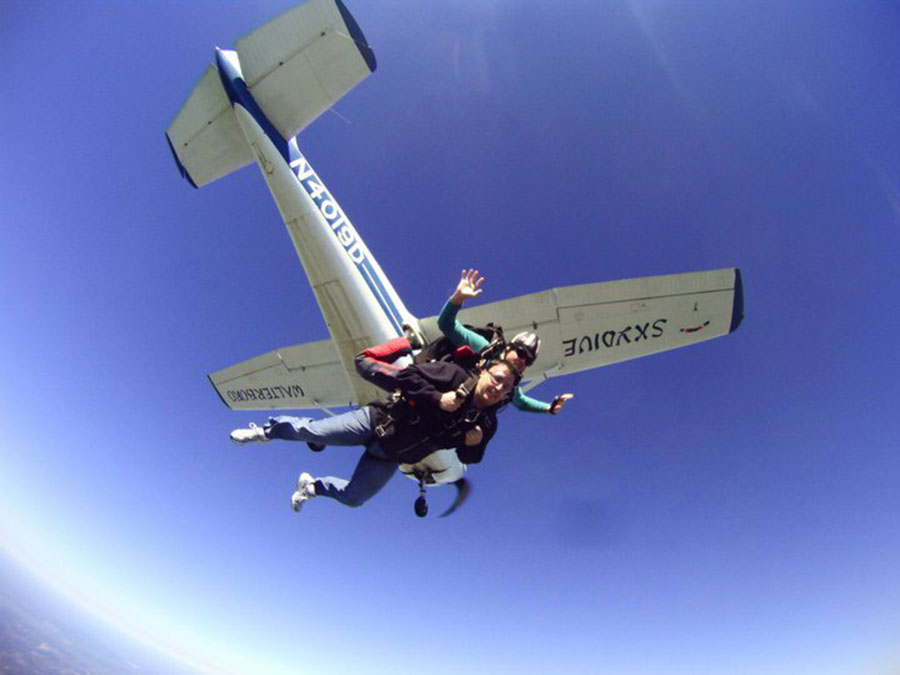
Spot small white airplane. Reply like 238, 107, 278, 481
166, 0, 743, 516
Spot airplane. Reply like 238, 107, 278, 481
165, 0, 744, 517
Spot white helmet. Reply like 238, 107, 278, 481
508, 331, 540, 367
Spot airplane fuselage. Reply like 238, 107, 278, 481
216, 48, 415, 404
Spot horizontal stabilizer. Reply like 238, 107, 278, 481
236, 0, 376, 141
210, 338, 363, 410
165, 66, 254, 188
166, 0, 375, 188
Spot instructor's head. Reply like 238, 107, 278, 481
473, 360, 517, 408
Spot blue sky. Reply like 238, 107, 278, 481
2, 1, 899, 673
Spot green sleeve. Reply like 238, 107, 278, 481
512, 387, 552, 413
437, 299, 490, 351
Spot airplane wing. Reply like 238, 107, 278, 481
417, 268, 743, 388
208, 337, 382, 410
211, 267, 742, 409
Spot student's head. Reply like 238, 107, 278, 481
473, 360, 517, 408
504, 332, 541, 374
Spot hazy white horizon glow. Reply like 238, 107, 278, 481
0, 533, 236, 675
3, 1, 900, 674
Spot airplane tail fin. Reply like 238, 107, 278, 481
165, 0, 376, 188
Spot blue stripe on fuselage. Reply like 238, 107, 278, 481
215, 49, 290, 163
215, 50, 402, 337
288, 141, 404, 335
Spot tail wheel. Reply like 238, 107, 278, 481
414, 495, 428, 518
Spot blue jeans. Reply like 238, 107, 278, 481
266, 409, 398, 508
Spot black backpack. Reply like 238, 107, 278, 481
413, 323, 506, 369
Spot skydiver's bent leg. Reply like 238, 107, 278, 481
354, 337, 413, 392
312, 447, 398, 507
264, 408, 374, 446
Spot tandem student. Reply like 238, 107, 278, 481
230, 358, 518, 513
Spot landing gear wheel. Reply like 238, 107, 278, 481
414, 473, 429, 518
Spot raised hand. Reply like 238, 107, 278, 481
450, 268, 485, 306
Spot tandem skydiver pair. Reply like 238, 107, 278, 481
229, 269, 574, 514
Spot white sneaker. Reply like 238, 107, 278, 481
230, 422, 269, 444
291, 472, 316, 512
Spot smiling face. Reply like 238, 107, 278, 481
473, 362, 516, 408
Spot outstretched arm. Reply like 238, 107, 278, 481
437, 269, 491, 352
512, 388, 575, 414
